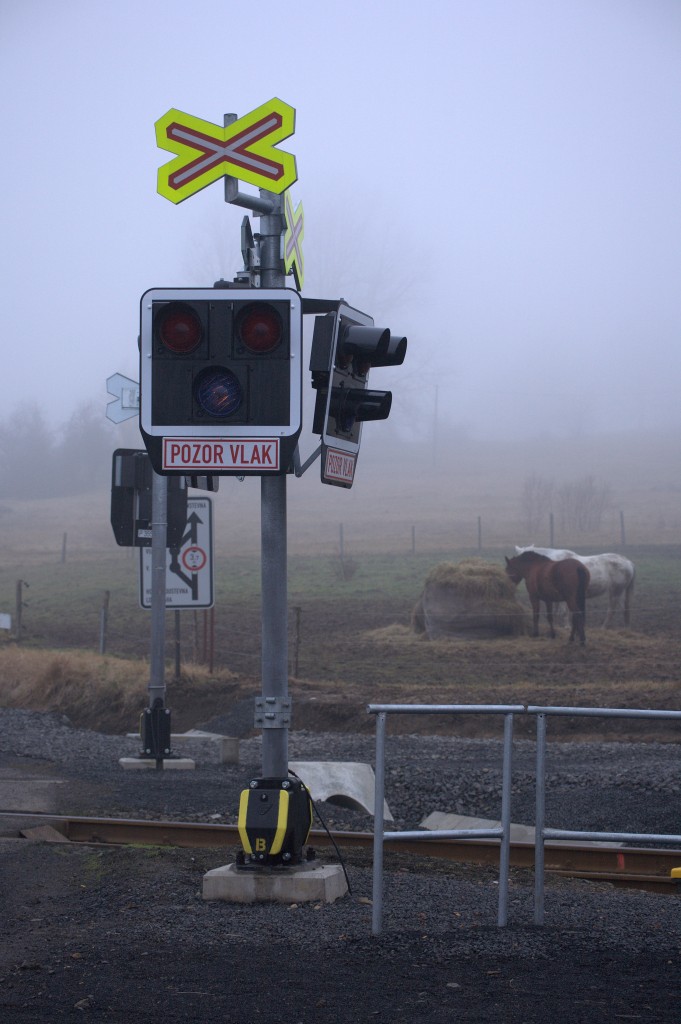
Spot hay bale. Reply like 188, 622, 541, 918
415, 559, 525, 640
411, 595, 426, 634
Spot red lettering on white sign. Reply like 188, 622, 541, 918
324, 447, 356, 484
163, 438, 280, 471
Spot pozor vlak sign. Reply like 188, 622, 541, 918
163, 438, 280, 472
139, 286, 303, 476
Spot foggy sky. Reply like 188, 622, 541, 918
2, 0, 680, 443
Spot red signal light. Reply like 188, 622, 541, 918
235, 303, 282, 354
157, 304, 202, 354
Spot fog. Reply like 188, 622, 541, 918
2, 0, 681, 447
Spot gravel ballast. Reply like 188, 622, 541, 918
1, 708, 680, 1023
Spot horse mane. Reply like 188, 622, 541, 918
514, 550, 550, 563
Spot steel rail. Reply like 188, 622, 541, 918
3, 812, 681, 893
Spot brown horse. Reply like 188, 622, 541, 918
504, 551, 590, 644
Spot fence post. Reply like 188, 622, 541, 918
14, 580, 27, 643
99, 590, 110, 655
620, 510, 626, 546
61, 532, 67, 564
549, 512, 554, 546
292, 605, 302, 678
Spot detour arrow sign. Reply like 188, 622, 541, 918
155, 97, 297, 203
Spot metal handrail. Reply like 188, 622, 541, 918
528, 705, 681, 924
367, 704, 524, 935
367, 702, 681, 935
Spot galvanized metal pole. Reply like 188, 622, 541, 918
497, 712, 514, 926
148, 470, 168, 709
258, 189, 290, 780
371, 711, 387, 935
534, 713, 547, 925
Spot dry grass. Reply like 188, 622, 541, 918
0, 647, 240, 733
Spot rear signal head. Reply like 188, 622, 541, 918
308, 300, 407, 488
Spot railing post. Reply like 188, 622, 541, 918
372, 710, 387, 936
534, 713, 547, 925
497, 712, 514, 926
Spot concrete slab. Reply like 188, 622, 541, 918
288, 761, 393, 821
20, 824, 70, 843
0, 779, 65, 813
420, 813, 626, 847
119, 757, 195, 770
202, 862, 348, 904
125, 731, 239, 764
421, 812, 536, 843
178, 730, 239, 763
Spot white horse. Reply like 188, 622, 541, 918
514, 545, 635, 628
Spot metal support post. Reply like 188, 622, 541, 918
534, 713, 547, 924
256, 186, 290, 780
260, 474, 289, 778
497, 712, 514, 926
371, 711, 387, 935
145, 470, 170, 768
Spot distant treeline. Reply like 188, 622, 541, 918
0, 402, 114, 498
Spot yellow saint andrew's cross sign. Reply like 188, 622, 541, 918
284, 192, 304, 290
155, 97, 297, 204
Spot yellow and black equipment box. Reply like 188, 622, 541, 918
237, 777, 312, 866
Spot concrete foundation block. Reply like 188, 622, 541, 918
125, 731, 239, 764
174, 730, 239, 764
119, 757, 195, 771
202, 862, 348, 904
0, 779, 64, 813
420, 812, 536, 843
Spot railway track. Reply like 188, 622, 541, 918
3, 811, 681, 894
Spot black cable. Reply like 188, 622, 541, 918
288, 768, 353, 895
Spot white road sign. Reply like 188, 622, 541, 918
139, 497, 214, 609
106, 373, 140, 423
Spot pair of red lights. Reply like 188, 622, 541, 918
156, 302, 283, 419
158, 302, 282, 355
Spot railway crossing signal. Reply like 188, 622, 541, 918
139, 285, 303, 476
309, 301, 407, 487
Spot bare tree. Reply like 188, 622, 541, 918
557, 475, 612, 534
55, 402, 112, 493
521, 474, 555, 537
0, 404, 57, 497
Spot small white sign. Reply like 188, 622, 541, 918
140, 497, 213, 609
162, 438, 280, 472
0, 613, 11, 631
106, 373, 140, 423
323, 447, 357, 486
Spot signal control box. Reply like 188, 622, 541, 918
237, 777, 312, 867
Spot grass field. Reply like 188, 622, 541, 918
0, 431, 679, 739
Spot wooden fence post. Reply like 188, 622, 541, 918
99, 590, 110, 655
